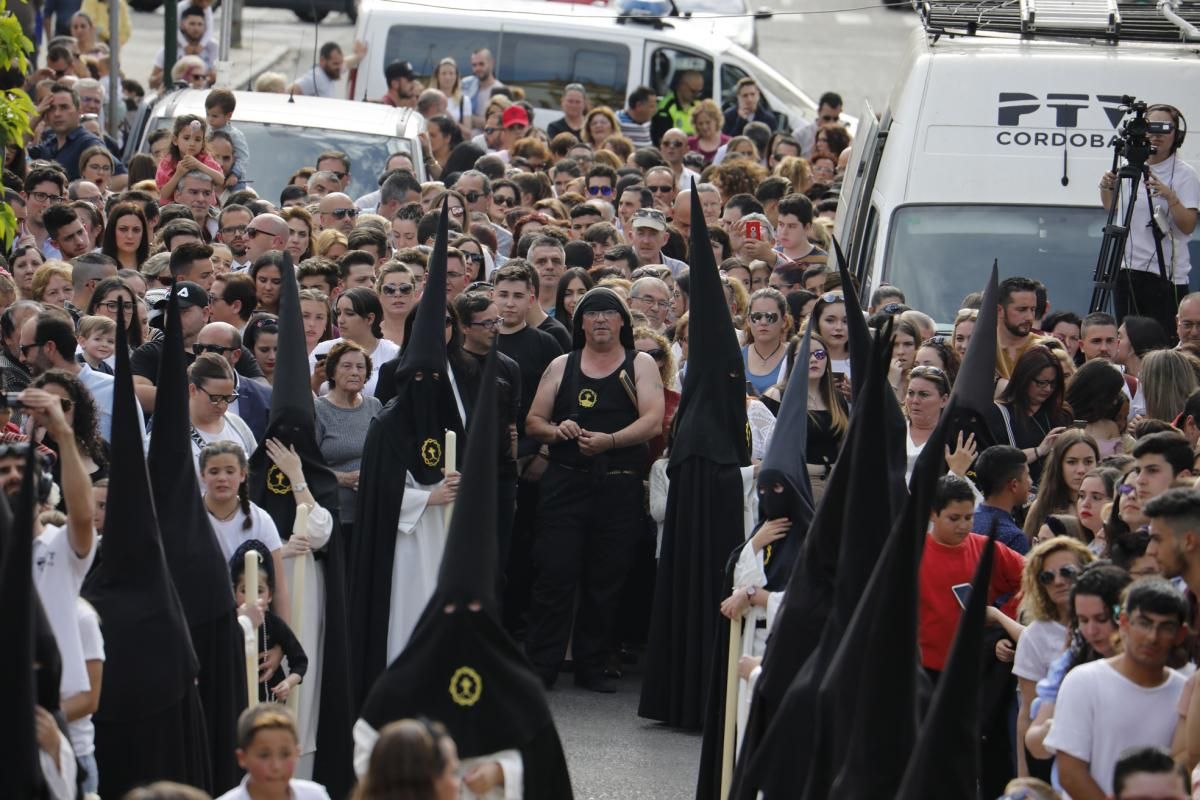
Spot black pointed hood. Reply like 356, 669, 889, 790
669, 180, 749, 470
738, 319, 908, 798
434, 345, 501, 613
0, 443, 46, 798
248, 250, 340, 537
148, 280, 236, 623
896, 521, 999, 800
755, 317, 815, 588
359, 346, 574, 796
832, 237, 870, 399
350, 201, 465, 709
945, 260, 999, 450
83, 306, 198, 717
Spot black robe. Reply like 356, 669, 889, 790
148, 280, 244, 793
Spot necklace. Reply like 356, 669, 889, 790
204, 495, 239, 522
1028, 408, 1049, 437
753, 341, 782, 362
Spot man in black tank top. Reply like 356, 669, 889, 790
524, 288, 665, 692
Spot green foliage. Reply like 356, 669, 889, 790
0, 0, 34, 248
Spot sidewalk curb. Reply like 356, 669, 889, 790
225, 44, 293, 91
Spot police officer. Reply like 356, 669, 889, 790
524, 288, 664, 692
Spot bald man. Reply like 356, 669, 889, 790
671, 190, 692, 241
244, 213, 289, 265
318, 192, 358, 234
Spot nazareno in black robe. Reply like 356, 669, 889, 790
348, 202, 464, 711
247, 251, 356, 798
639, 183, 751, 731
83, 307, 210, 798
148, 280, 245, 793
358, 344, 573, 798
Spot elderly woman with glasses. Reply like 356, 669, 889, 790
1011, 537, 1095, 779
985, 346, 1071, 486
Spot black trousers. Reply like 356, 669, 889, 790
525, 465, 644, 679
496, 476, 517, 599
503, 475, 542, 637
1114, 269, 1186, 341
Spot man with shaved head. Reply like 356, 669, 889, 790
318, 192, 359, 234
671, 189, 693, 240
243, 213, 289, 266
195, 321, 272, 440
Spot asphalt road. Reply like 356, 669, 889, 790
114, 3, 916, 795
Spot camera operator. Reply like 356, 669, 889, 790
1100, 103, 1199, 337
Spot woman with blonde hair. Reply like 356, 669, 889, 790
634, 325, 679, 463
315, 229, 349, 261
583, 106, 620, 150
1140, 348, 1200, 422
1012, 536, 1093, 777
433, 57, 472, 129
774, 156, 814, 196
31, 262, 74, 308
688, 99, 729, 165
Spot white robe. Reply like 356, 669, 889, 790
386, 471, 451, 662
729, 538, 785, 755
281, 503, 334, 779
353, 718, 524, 799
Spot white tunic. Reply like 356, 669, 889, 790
386, 471, 451, 662
353, 718, 524, 799
280, 504, 334, 777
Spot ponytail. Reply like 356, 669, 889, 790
238, 481, 252, 531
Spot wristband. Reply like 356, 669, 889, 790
611, 433, 618, 449
291, 481, 307, 494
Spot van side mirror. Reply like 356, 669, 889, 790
755, 7, 774, 18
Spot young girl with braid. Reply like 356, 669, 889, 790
200, 440, 291, 623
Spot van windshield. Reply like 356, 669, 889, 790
149, 119, 411, 202
884, 205, 1109, 324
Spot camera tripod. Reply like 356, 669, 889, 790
1089, 99, 1170, 315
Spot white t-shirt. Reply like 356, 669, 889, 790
1122, 153, 1200, 283
67, 599, 104, 759
293, 66, 337, 98
190, 413, 257, 475
217, 774, 330, 800
1044, 658, 1185, 794
206, 503, 283, 562
33, 524, 97, 696
1013, 619, 1069, 684
309, 337, 401, 400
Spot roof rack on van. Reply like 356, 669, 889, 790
914, 0, 1200, 43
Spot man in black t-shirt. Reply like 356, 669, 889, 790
493, 263, 564, 633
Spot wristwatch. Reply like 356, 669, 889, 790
291, 482, 307, 494
745, 586, 757, 601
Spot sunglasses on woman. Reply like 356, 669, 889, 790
381, 283, 416, 296
749, 311, 779, 324
1037, 564, 1080, 585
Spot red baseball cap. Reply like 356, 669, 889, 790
502, 106, 530, 129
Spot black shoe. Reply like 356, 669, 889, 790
575, 673, 617, 693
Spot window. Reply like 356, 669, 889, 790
720, 62, 749, 109
148, 119, 413, 203
497, 33, 629, 111
383, 26, 500, 83
884, 205, 1108, 323
649, 46, 712, 103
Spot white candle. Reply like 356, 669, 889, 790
289, 505, 310, 712
244, 550, 260, 706
444, 429, 457, 527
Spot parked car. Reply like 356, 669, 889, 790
128, 0, 356, 24
129, 88, 426, 203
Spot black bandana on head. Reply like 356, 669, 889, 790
570, 287, 635, 350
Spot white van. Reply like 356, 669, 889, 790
834, 4, 1200, 323
347, 0, 827, 133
